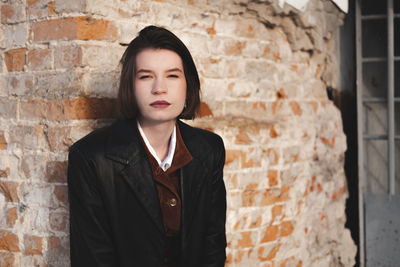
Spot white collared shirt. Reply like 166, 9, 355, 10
137, 121, 176, 172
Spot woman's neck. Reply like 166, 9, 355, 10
138, 119, 175, 161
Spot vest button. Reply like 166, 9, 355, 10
169, 198, 177, 207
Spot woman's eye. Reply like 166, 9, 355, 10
138, 75, 151, 79
168, 74, 179, 78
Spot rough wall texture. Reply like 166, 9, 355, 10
0, 0, 356, 266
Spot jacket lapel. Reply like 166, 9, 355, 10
178, 121, 212, 241
105, 118, 164, 234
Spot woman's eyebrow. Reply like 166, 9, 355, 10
166, 68, 183, 73
136, 69, 152, 74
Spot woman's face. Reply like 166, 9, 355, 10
134, 49, 187, 126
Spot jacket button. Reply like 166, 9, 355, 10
169, 198, 177, 207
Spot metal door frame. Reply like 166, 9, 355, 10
356, 0, 399, 265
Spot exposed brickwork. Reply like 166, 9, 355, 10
4, 48, 27, 72
0, 0, 356, 266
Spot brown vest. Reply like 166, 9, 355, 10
139, 124, 192, 266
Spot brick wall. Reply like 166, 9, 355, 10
0, 0, 356, 266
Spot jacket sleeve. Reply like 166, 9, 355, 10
202, 137, 227, 267
67, 148, 116, 267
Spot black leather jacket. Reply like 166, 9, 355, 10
67, 118, 227, 267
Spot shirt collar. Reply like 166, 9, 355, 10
137, 121, 176, 171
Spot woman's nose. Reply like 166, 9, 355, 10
151, 78, 167, 94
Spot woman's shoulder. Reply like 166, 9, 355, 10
69, 118, 134, 157
178, 120, 225, 154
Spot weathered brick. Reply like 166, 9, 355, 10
260, 224, 279, 243
267, 170, 278, 187
53, 185, 68, 206
55, 0, 86, 13
54, 45, 82, 69
82, 70, 120, 97
34, 70, 82, 98
46, 126, 73, 152
20, 99, 64, 121
81, 44, 123, 69
6, 207, 18, 228
49, 210, 68, 232
27, 0, 56, 19
23, 235, 43, 255
0, 251, 15, 266
279, 221, 294, 237
63, 97, 118, 120
20, 155, 47, 180
258, 243, 281, 262
0, 181, 19, 202
27, 49, 52, 71
7, 74, 35, 96
8, 125, 47, 151
47, 235, 69, 265
3, 23, 28, 48
46, 161, 67, 183
0, 131, 6, 150
32, 17, 117, 42
4, 48, 26, 72
224, 40, 246, 56
0, 230, 19, 252
1, 4, 25, 23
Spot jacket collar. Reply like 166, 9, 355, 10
104, 118, 212, 237
104, 118, 211, 165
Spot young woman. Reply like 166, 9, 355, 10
67, 26, 227, 267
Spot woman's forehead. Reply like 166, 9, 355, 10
135, 49, 183, 70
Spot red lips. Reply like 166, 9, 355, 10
150, 100, 170, 108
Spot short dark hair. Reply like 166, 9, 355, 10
118, 25, 200, 120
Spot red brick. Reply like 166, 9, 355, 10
235, 231, 254, 249
20, 99, 64, 121
23, 235, 42, 255
27, 0, 54, 19
32, 18, 76, 41
0, 230, 20, 252
1, 4, 24, 23
258, 243, 281, 262
63, 97, 118, 120
4, 48, 27, 72
46, 161, 67, 183
260, 224, 279, 243
6, 207, 18, 228
225, 150, 243, 166
27, 49, 52, 71
235, 127, 252, 145
271, 205, 283, 223
54, 185, 68, 205
197, 102, 212, 117
75, 17, 118, 41
279, 221, 294, 237
268, 170, 278, 187
1, 4, 14, 23
242, 183, 260, 207
0, 251, 15, 266
54, 46, 82, 69
0, 131, 6, 150
32, 17, 117, 42
0, 181, 19, 202
290, 101, 303, 116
